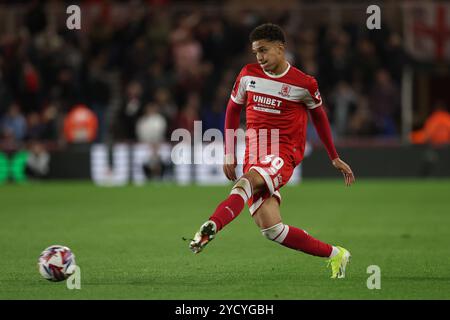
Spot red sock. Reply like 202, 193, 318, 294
281, 226, 332, 257
209, 194, 245, 231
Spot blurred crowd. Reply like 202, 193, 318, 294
0, 0, 447, 153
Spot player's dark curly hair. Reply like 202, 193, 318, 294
249, 23, 286, 44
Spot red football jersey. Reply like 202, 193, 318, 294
230, 62, 322, 166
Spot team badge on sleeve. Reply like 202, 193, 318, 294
314, 89, 321, 101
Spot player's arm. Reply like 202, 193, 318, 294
223, 99, 243, 181
223, 67, 247, 181
309, 106, 355, 186
305, 77, 355, 186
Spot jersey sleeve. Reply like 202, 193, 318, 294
230, 66, 248, 105
302, 76, 322, 109
309, 106, 339, 160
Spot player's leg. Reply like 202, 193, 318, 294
209, 169, 266, 231
252, 196, 282, 229
253, 197, 351, 278
253, 197, 334, 256
189, 169, 266, 253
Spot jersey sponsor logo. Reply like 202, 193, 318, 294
279, 84, 291, 97
253, 106, 281, 114
249, 80, 256, 89
252, 95, 282, 107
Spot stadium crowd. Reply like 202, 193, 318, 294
0, 1, 446, 151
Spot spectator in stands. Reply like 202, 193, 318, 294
136, 102, 167, 145
173, 93, 200, 135
383, 33, 405, 84
411, 101, 450, 176
136, 102, 168, 180
347, 95, 376, 136
170, 16, 210, 96
40, 102, 60, 142
153, 87, 177, 125
295, 28, 319, 76
318, 28, 353, 91
117, 80, 144, 141
411, 101, 450, 146
53, 66, 82, 113
202, 86, 227, 134
26, 112, 45, 141
63, 104, 98, 144
25, 141, 50, 179
87, 52, 111, 142
369, 69, 400, 136
330, 81, 358, 137
145, 62, 174, 98
0, 103, 27, 142
171, 14, 202, 76
354, 38, 381, 93
21, 61, 42, 114
0, 58, 12, 117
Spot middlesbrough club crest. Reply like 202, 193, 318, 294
279, 84, 291, 97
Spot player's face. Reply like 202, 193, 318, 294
251, 40, 284, 72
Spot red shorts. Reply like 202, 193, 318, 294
243, 154, 295, 215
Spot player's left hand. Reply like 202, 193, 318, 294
332, 158, 355, 186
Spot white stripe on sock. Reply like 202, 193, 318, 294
329, 246, 340, 258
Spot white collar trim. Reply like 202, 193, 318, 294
262, 62, 291, 78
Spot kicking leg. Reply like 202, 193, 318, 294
253, 197, 351, 278
189, 170, 266, 253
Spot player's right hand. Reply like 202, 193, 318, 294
223, 154, 237, 181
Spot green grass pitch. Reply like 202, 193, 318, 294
1, 179, 449, 299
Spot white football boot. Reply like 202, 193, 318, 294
188, 221, 217, 254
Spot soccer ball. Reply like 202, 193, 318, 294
37, 245, 76, 282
